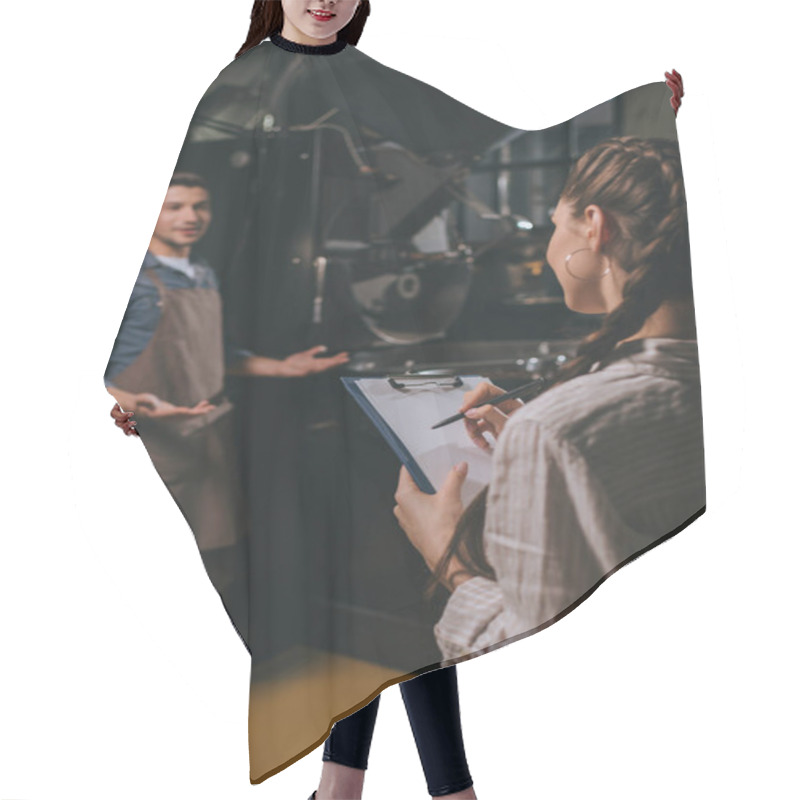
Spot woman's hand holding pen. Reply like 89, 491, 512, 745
393, 380, 523, 590
459, 380, 524, 451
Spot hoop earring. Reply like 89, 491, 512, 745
564, 248, 611, 281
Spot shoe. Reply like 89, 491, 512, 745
307, 792, 317, 800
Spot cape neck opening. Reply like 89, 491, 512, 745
270, 31, 348, 55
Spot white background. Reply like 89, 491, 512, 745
1, 1, 796, 798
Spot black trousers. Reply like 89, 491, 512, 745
322, 664, 473, 797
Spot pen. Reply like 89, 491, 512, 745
430, 378, 548, 430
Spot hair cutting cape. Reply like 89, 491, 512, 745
104, 34, 705, 783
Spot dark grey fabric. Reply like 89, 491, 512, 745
104, 35, 703, 783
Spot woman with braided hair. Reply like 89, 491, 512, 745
394, 135, 705, 661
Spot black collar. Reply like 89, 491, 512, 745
270, 31, 348, 55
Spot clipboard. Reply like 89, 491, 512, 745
341, 374, 495, 506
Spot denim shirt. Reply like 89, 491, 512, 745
104, 250, 254, 388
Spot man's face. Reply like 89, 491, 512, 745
152, 185, 211, 250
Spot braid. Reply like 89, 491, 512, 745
554, 137, 690, 385
423, 136, 692, 600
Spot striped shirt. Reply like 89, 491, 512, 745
433, 337, 706, 662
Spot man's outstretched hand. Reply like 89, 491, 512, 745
277, 345, 350, 377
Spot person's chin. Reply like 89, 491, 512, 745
562, 294, 577, 312
569, 299, 605, 315
299, 22, 338, 40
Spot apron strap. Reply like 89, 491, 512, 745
145, 266, 168, 295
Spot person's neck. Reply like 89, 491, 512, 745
149, 242, 191, 259
619, 297, 698, 343
270, 27, 348, 55
280, 21, 337, 47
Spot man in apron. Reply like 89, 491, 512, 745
104, 171, 349, 652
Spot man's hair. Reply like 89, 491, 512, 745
169, 171, 209, 192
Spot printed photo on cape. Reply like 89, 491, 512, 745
103, 34, 704, 783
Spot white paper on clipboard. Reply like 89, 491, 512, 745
356, 375, 495, 506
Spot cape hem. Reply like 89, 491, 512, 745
249, 503, 707, 784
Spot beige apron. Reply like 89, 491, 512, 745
111, 267, 244, 552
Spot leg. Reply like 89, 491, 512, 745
316, 694, 382, 800
400, 665, 476, 798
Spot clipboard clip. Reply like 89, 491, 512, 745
387, 375, 464, 391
